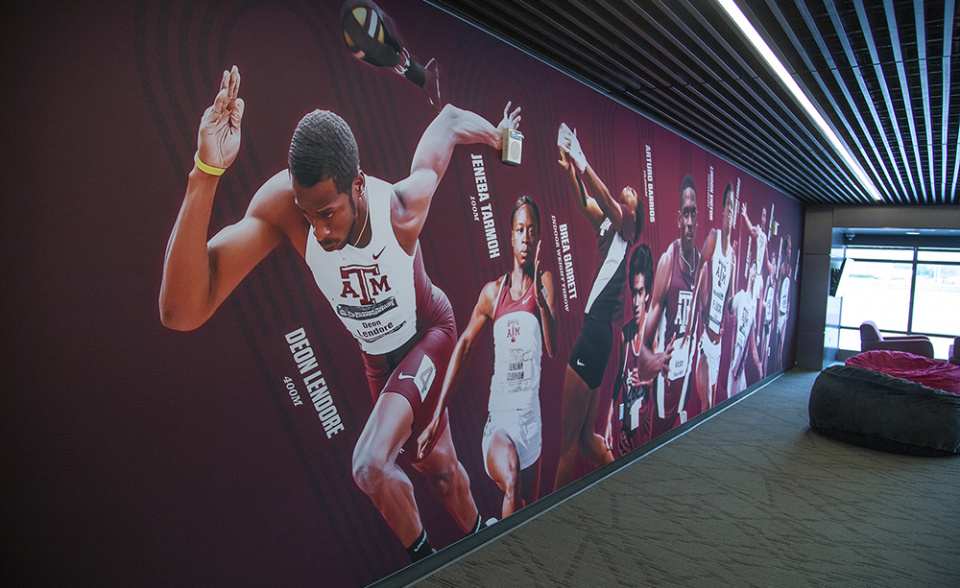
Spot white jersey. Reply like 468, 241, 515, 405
707, 231, 732, 334
584, 217, 630, 318
730, 289, 757, 375
764, 283, 775, 324
754, 230, 768, 275
779, 275, 791, 316
489, 275, 543, 413
304, 177, 418, 355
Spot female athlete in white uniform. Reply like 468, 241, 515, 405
418, 196, 558, 519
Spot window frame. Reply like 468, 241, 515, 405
838, 245, 960, 356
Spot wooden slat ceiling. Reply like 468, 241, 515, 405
428, 0, 959, 206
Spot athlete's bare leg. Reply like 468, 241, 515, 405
412, 419, 478, 533
769, 325, 780, 373
696, 352, 712, 411
554, 365, 613, 490
778, 323, 788, 372
485, 430, 521, 518
352, 392, 422, 547
758, 328, 769, 379
579, 385, 614, 467
519, 458, 541, 509
727, 370, 739, 399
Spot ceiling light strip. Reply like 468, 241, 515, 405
680, 1, 866, 203
884, 0, 926, 203
715, 0, 883, 201
940, 0, 955, 203
793, 0, 900, 202
915, 0, 936, 203
952, 128, 960, 204
773, 1, 895, 203
824, 0, 912, 201
859, 0, 922, 203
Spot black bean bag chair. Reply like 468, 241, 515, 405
809, 364, 960, 456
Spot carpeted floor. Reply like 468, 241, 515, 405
404, 369, 960, 587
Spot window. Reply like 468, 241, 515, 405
912, 263, 960, 336
838, 258, 912, 331
838, 246, 960, 359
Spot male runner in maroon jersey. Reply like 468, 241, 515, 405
418, 196, 558, 519
159, 67, 519, 561
643, 176, 700, 433
610, 243, 656, 456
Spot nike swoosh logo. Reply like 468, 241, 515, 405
372, 246, 387, 260
522, 296, 533, 305
398, 373, 416, 380
576, 359, 586, 367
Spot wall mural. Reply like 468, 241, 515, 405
3, 0, 802, 585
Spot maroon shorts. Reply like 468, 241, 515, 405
361, 285, 457, 463
618, 395, 655, 457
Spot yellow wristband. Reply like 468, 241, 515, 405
194, 152, 226, 176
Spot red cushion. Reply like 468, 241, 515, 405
847, 350, 960, 395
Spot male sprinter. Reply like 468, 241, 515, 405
740, 202, 773, 280
773, 235, 794, 372
726, 264, 761, 397
643, 176, 700, 434
159, 67, 520, 561
759, 238, 780, 377
419, 196, 558, 519
684, 182, 737, 412
553, 123, 643, 490
610, 243, 656, 456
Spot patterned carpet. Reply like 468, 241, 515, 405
390, 369, 960, 587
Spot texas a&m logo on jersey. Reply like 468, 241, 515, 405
340, 264, 390, 304
674, 290, 693, 336
337, 263, 397, 320
507, 318, 521, 343
714, 255, 728, 287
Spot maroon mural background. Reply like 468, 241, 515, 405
1, 0, 802, 585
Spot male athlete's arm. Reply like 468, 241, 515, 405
747, 323, 762, 377
764, 248, 775, 276
392, 102, 520, 251
740, 203, 759, 240
641, 246, 677, 374
612, 328, 628, 404
733, 247, 740, 297
726, 247, 738, 315
159, 67, 286, 331
606, 327, 629, 451
604, 396, 616, 452
416, 280, 498, 459
686, 231, 716, 342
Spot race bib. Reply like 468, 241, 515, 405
630, 397, 644, 431
668, 340, 690, 381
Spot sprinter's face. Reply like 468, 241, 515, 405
512, 204, 539, 269
293, 174, 362, 251
679, 188, 698, 251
